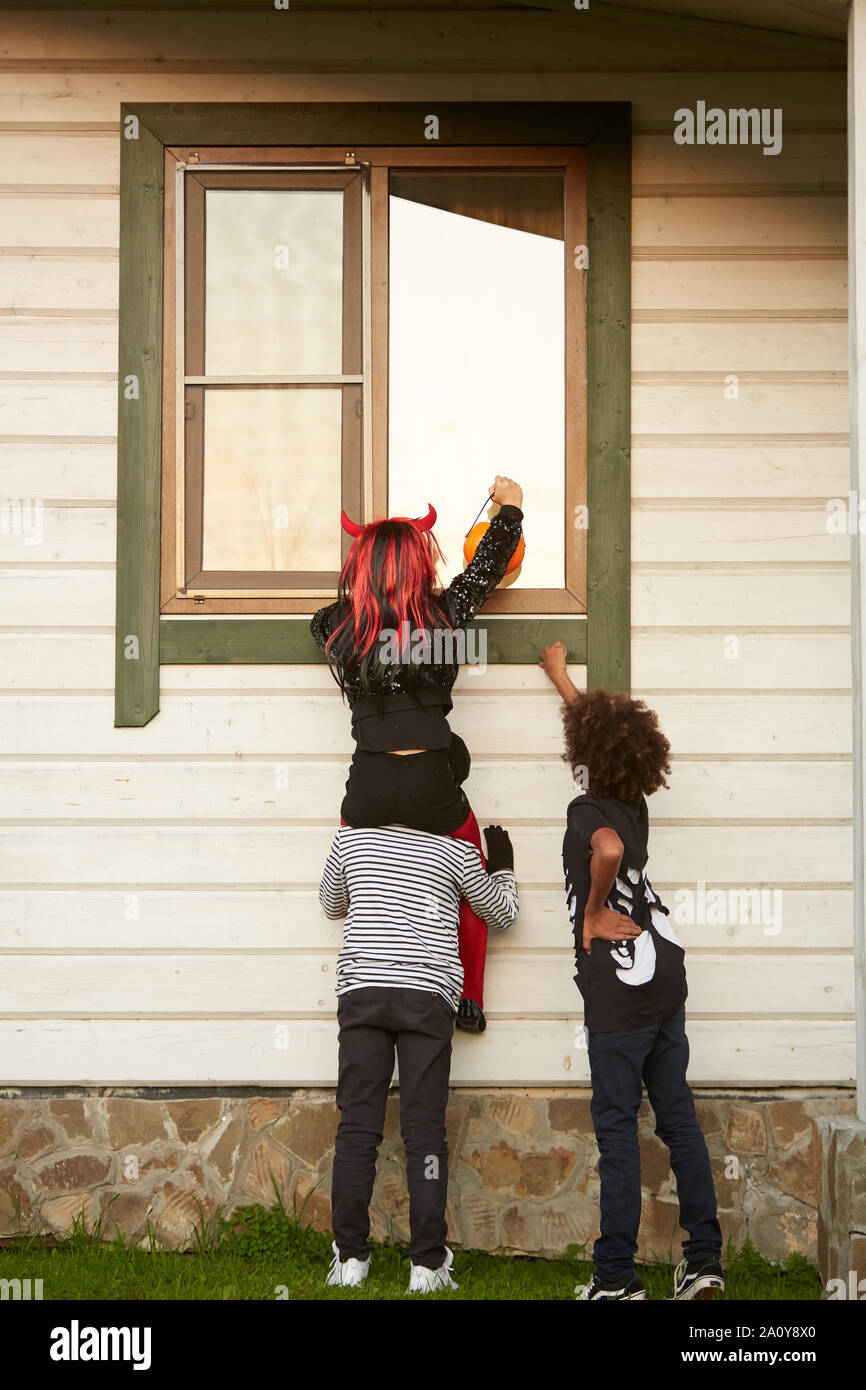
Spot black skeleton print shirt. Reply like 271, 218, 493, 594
563, 792, 687, 1033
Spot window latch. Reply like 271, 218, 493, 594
184, 400, 195, 420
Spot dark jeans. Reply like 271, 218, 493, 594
586, 1005, 722, 1284
340, 737, 471, 834
332, 985, 455, 1269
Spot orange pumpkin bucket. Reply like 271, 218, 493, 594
463, 517, 525, 588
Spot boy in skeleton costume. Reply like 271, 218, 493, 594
541, 644, 724, 1303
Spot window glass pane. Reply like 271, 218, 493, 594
387, 171, 565, 591
204, 190, 344, 376
201, 388, 342, 571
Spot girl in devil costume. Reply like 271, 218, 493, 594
310, 475, 524, 1033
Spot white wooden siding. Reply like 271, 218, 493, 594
0, 24, 854, 1085
0, 692, 852, 756
0, 1019, 849, 1088
0, 889, 851, 951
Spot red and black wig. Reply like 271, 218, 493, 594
324, 513, 453, 695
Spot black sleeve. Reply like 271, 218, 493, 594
564, 803, 611, 871
310, 601, 340, 651
438, 504, 524, 629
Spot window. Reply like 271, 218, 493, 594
116, 104, 629, 724
387, 166, 581, 610
175, 169, 364, 600
161, 146, 586, 614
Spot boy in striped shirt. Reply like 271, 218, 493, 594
319, 820, 518, 1293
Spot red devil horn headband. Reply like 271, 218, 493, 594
340, 504, 437, 537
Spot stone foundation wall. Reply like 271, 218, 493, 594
0, 1089, 856, 1265
816, 1115, 866, 1292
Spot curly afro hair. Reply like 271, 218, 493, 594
561, 688, 671, 803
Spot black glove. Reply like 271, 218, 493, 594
483, 824, 514, 873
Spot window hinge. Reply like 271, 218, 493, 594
188, 151, 200, 164
193, 595, 205, 604
355, 397, 363, 418
184, 400, 195, 420
345, 151, 356, 165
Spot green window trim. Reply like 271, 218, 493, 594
159, 617, 586, 668
115, 101, 630, 726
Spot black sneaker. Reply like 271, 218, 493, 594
673, 1257, 725, 1300
576, 1273, 646, 1301
456, 999, 486, 1033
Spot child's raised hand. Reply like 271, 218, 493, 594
489, 475, 523, 510
539, 641, 568, 679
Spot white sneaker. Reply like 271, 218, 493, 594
325, 1240, 370, 1288
407, 1245, 459, 1294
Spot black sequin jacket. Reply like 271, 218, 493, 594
310, 504, 524, 751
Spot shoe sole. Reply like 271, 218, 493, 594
455, 1019, 486, 1033
577, 1290, 646, 1300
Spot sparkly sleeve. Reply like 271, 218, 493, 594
438, 504, 524, 628
310, 601, 339, 651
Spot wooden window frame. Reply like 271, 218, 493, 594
116, 102, 630, 725
165, 146, 586, 615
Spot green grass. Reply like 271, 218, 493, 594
0, 1190, 822, 1301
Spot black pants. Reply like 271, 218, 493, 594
586, 1005, 722, 1284
340, 735, 471, 834
332, 986, 455, 1269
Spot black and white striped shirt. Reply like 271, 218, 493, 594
319, 824, 519, 1009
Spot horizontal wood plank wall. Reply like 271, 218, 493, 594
0, 8, 853, 1085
